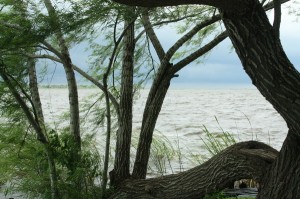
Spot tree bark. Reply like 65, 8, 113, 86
221, 1, 300, 135
258, 131, 300, 198
132, 72, 172, 179
110, 141, 278, 199
113, 16, 136, 183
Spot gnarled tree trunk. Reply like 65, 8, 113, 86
110, 141, 278, 199
220, 1, 300, 198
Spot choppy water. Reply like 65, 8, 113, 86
40, 87, 287, 164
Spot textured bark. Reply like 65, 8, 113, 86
111, 141, 278, 199
258, 131, 300, 198
28, 58, 45, 123
221, 1, 300, 137
113, 17, 135, 183
132, 73, 172, 179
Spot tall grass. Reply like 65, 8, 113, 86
201, 125, 236, 157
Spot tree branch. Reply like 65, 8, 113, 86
273, 0, 281, 38
113, 0, 290, 13
164, 14, 220, 63
141, 8, 166, 61
263, 0, 290, 11
40, 41, 64, 60
171, 31, 228, 74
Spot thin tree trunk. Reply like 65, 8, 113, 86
132, 74, 172, 179
101, 67, 112, 198
110, 141, 278, 199
28, 58, 60, 199
43, 0, 81, 151
113, 16, 135, 183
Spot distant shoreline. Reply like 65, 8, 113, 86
39, 84, 255, 90
39, 84, 96, 89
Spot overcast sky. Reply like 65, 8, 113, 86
43, 3, 300, 88
170, 4, 300, 88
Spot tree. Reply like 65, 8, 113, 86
109, 0, 300, 198
0, 1, 102, 198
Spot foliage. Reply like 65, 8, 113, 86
0, 124, 103, 198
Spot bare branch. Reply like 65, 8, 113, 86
135, 13, 204, 42
263, 0, 290, 11
40, 41, 64, 60
141, 8, 166, 61
273, 0, 281, 38
164, 14, 220, 62
171, 31, 228, 74
113, 0, 290, 13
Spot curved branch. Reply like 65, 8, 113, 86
113, 0, 252, 12
171, 31, 228, 74
113, 0, 290, 13
111, 141, 278, 199
41, 41, 64, 60
164, 14, 220, 62
135, 12, 207, 42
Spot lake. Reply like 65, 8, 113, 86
39, 87, 287, 173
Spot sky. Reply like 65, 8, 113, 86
170, 4, 300, 88
41, 3, 300, 88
